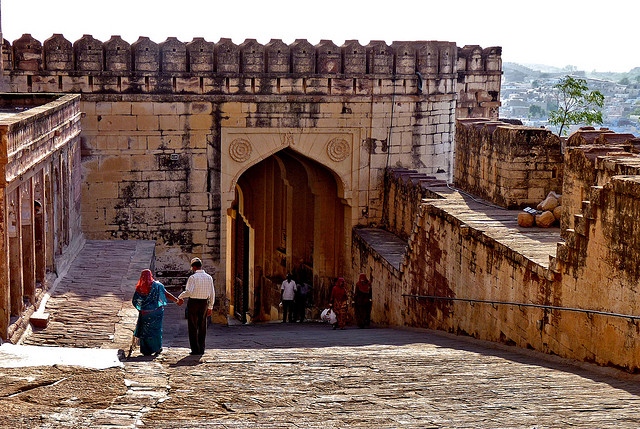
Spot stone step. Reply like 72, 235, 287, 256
573, 214, 588, 237
581, 200, 595, 220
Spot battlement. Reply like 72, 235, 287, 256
562, 130, 640, 236
454, 118, 562, 208
3, 34, 504, 76
1, 34, 501, 98
566, 126, 640, 149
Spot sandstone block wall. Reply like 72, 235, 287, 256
0, 94, 83, 340
454, 118, 563, 209
456, 46, 502, 119
1, 34, 502, 281
381, 168, 447, 240
79, 99, 217, 275
561, 128, 640, 233
554, 145, 640, 370
353, 159, 640, 372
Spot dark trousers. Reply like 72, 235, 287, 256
187, 298, 208, 354
296, 295, 308, 322
282, 300, 295, 322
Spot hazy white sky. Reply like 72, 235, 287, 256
2, 0, 637, 72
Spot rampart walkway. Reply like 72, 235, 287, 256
1, 240, 639, 428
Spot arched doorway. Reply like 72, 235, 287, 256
227, 148, 350, 322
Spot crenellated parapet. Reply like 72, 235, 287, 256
456, 45, 502, 119
2, 33, 501, 100
560, 127, 640, 237
454, 118, 563, 209
4, 34, 470, 76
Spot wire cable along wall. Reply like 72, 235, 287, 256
403, 294, 640, 323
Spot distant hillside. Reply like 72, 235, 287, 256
520, 63, 566, 74
503, 62, 569, 83
503, 62, 640, 85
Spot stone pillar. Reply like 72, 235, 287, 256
44, 169, 55, 272
312, 180, 342, 289
8, 189, 23, 316
0, 0, 6, 91
54, 160, 63, 255
0, 186, 9, 339
0, 0, 3, 78
61, 157, 70, 247
21, 181, 36, 302
34, 171, 46, 284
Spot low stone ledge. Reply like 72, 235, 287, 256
29, 313, 50, 329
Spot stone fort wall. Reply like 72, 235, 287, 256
1, 34, 501, 284
454, 118, 564, 209
354, 127, 640, 372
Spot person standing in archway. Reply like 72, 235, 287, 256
280, 273, 297, 323
354, 273, 372, 328
178, 258, 215, 355
295, 278, 311, 323
329, 277, 348, 330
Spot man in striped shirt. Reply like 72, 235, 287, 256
178, 258, 215, 355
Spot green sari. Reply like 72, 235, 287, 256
132, 281, 168, 355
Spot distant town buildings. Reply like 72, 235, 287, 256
500, 63, 640, 136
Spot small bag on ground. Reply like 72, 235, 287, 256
321, 308, 337, 324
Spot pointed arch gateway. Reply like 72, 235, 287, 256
221, 129, 359, 322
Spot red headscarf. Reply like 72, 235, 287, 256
356, 273, 370, 293
136, 269, 154, 295
330, 277, 347, 304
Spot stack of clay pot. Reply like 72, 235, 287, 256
517, 191, 562, 228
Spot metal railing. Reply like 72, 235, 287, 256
402, 294, 640, 322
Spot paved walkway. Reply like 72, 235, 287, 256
425, 191, 560, 268
23, 240, 156, 350
1, 240, 639, 428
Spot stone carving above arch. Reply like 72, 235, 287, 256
326, 137, 350, 162
229, 138, 253, 162
281, 133, 294, 146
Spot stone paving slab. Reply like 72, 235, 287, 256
353, 228, 407, 270
130, 322, 640, 428
23, 239, 155, 350
356, 187, 560, 273
3, 239, 640, 428
424, 192, 560, 268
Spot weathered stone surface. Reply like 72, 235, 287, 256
0, 94, 83, 341
553, 205, 562, 220
4, 260, 639, 429
518, 211, 534, 227
535, 211, 556, 227
364, 162, 640, 372
537, 191, 560, 211
43, 34, 73, 71
23, 240, 155, 349
455, 119, 563, 209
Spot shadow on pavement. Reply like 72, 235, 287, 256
169, 355, 205, 367
157, 298, 640, 399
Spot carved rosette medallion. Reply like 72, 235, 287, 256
326, 137, 349, 162
229, 138, 252, 162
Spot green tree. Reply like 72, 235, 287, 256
548, 76, 604, 136
619, 77, 630, 86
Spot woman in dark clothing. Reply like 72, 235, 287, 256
354, 273, 372, 328
329, 277, 348, 330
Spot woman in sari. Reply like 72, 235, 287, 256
354, 273, 372, 328
329, 277, 348, 330
132, 269, 181, 356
